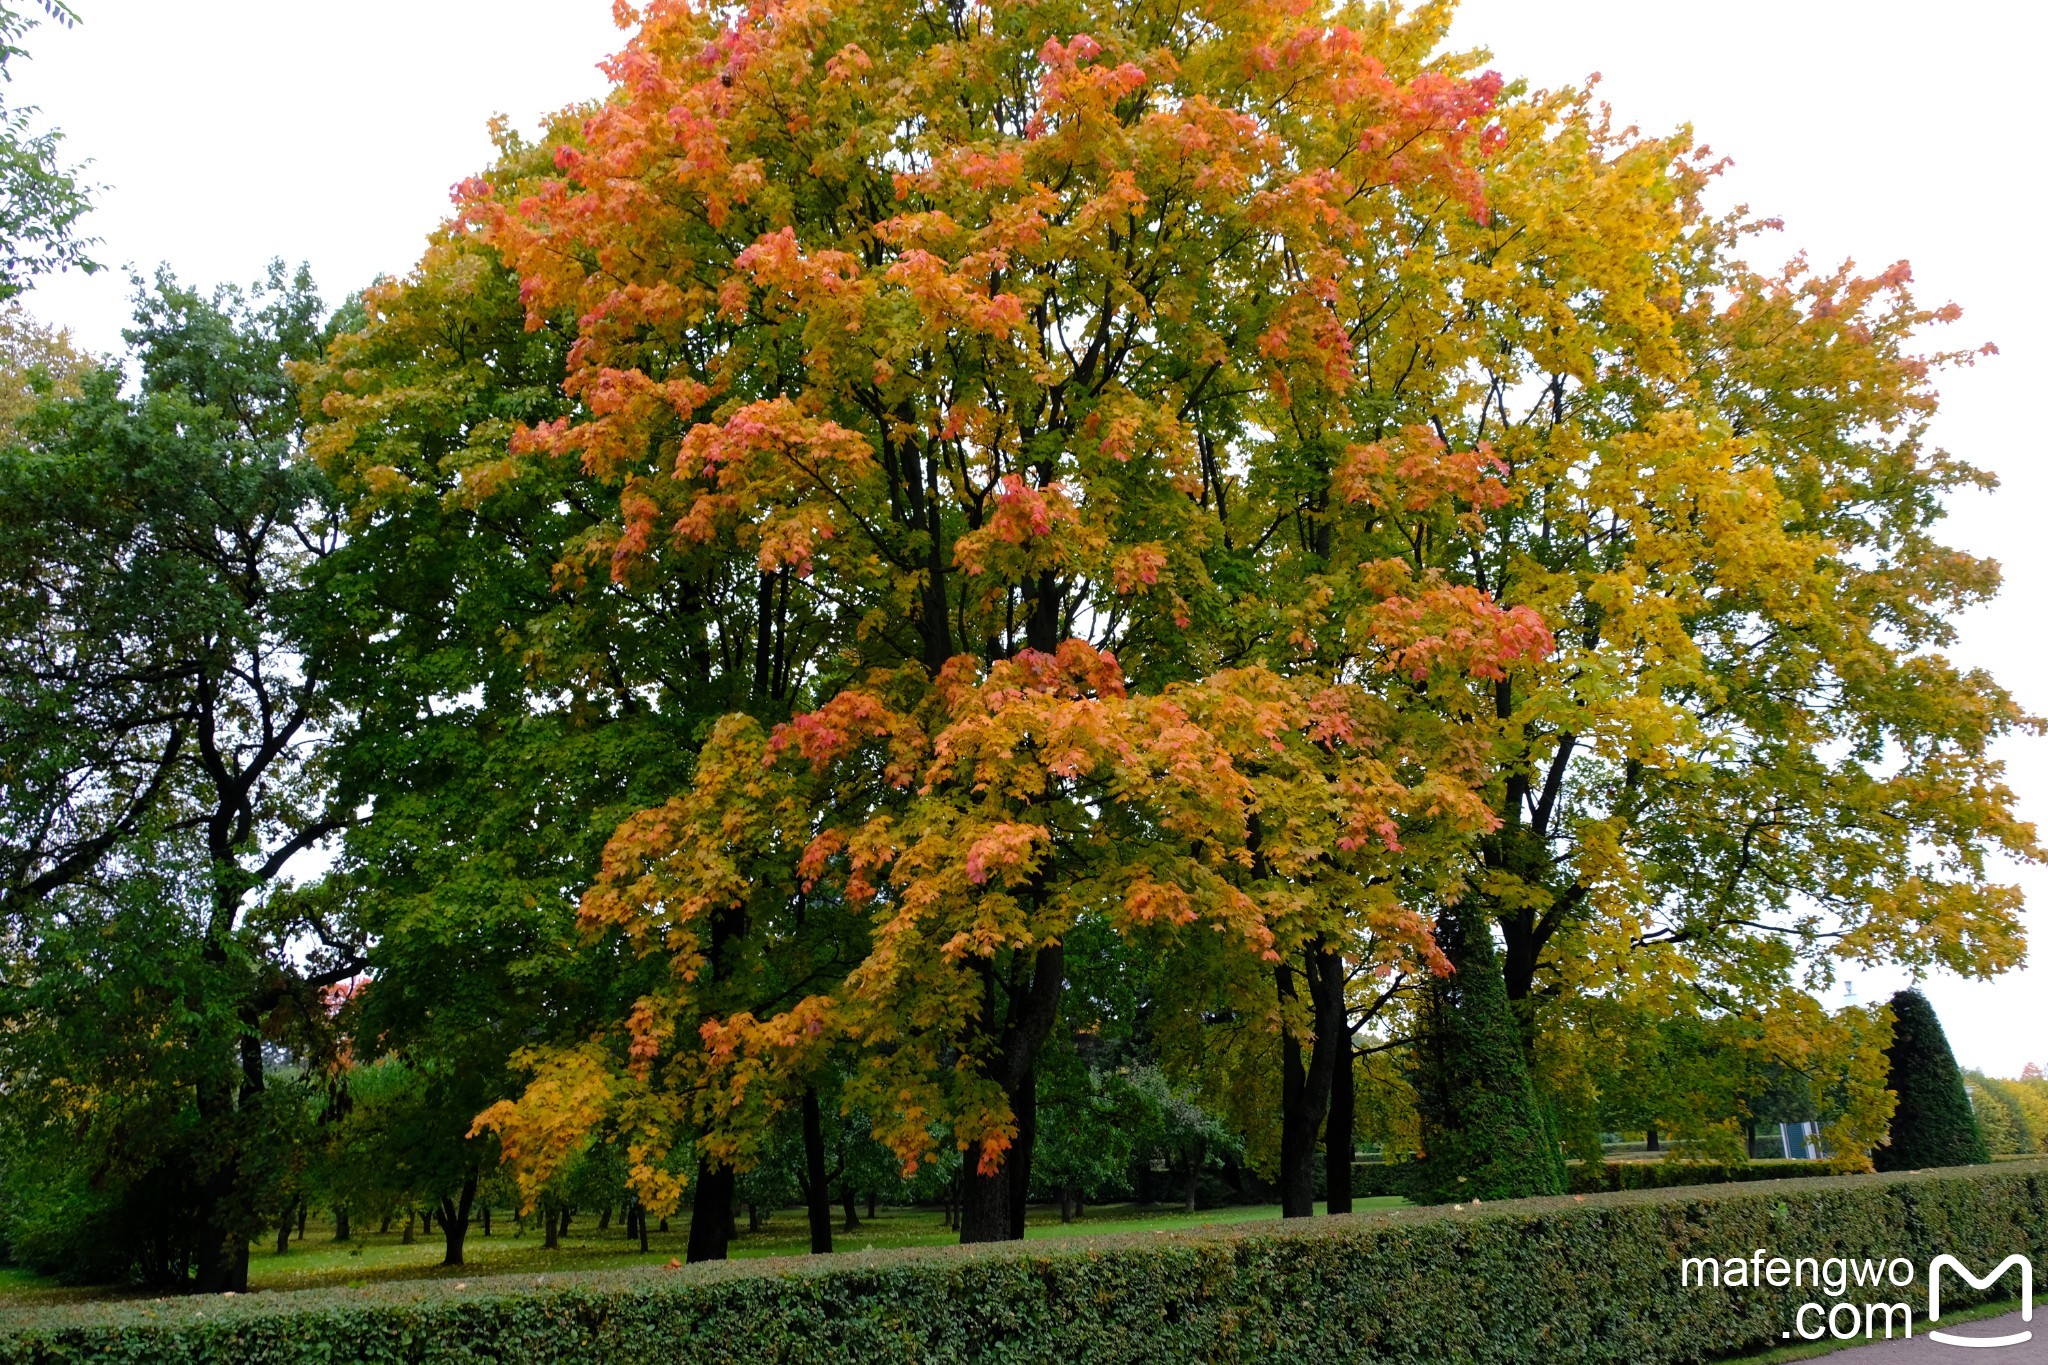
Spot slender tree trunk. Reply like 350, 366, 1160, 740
958, 945, 1063, 1243
1007, 1067, 1036, 1240
1059, 1186, 1075, 1224
686, 1159, 736, 1263
296, 1201, 307, 1241
598, 1204, 611, 1232
332, 1206, 350, 1242
801, 1085, 833, 1254
866, 1190, 876, 1220
480, 1204, 490, 1236
1185, 1138, 1204, 1214
421, 1207, 433, 1235
378, 1212, 393, 1235
1326, 1042, 1356, 1215
637, 1202, 650, 1253
437, 1172, 477, 1267
275, 1207, 293, 1255
558, 1206, 572, 1238
542, 1206, 558, 1251
1276, 942, 1347, 1218
840, 1185, 860, 1232
402, 1209, 416, 1246
1645, 1123, 1660, 1153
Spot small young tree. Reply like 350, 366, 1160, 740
1872, 989, 1988, 1171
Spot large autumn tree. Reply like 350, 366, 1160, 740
463, 0, 1548, 1248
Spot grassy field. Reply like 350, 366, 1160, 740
0, 1198, 1405, 1306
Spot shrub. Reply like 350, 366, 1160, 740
1874, 989, 1988, 1170
1407, 908, 1566, 1202
3, 1161, 2044, 1363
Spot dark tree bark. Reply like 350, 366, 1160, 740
686, 1159, 736, 1263
437, 1172, 478, 1267
598, 1203, 611, 1232
1184, 1139, 1204, 1214
402, 1209, 417, 1246
1326, 1042, 1356, 1215
1006, 1068, 1036, 1240
958, 944, 1063, 1243
332, 1206, 350, 1242
1645, 1123, 1660, 1153
1276, 939, 1347, 1217
840, 1185, 860, 1232
542, 1205, 558, 1250
275, 1207, 293, 1255
296, 1201, 307, 1241
480, 1204, 490, 1236
801, 1086, 833, 1254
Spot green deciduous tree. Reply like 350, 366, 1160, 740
0, 264, 358, 1291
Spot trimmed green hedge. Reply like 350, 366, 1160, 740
1348, 1156, 1822, 1199
4, 1162, 2044, 1363
1564, 1158, 1825, 1195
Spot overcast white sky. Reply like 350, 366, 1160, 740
18, 1, 2045, 1074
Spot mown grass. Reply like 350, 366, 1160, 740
0, 1198, 1405, 1304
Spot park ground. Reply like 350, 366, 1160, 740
0, 1198, 1403, 1309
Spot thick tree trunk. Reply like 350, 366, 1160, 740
542, 1206, 558, 1250
1276, 942, 1347, 1218
437, 1172, 477, 1267
402, 1209, 417, 1246
1326, 1043, 1356, 1215
801, 1085, 833, 1254
866, 1190, 877, 1221
958, 1149, 1010, 1243
839, 1185, 860, 1232
958, 945, 1063, 1244
598, 1204, 611, 1232
686, 1160, 736, 1263
378, 1212, 393, 1235
332, 1206, 350, 1242
1007, 1067, 1036, 1240
1645, 1123, 1660, 1153
275, 1207, 293, 1255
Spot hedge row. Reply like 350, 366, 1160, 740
1347, 1157, 1821, 1198
4, 1161, 2043, 1364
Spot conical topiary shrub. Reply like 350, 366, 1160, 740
1873, 988, 1988, 1171
1406, 908, 1566, 1202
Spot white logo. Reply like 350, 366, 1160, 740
1927, 1255, 2033, 1349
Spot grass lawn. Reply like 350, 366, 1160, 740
0, 1198, 1406, 1306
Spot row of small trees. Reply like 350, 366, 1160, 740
1, 0, 2035, 1292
